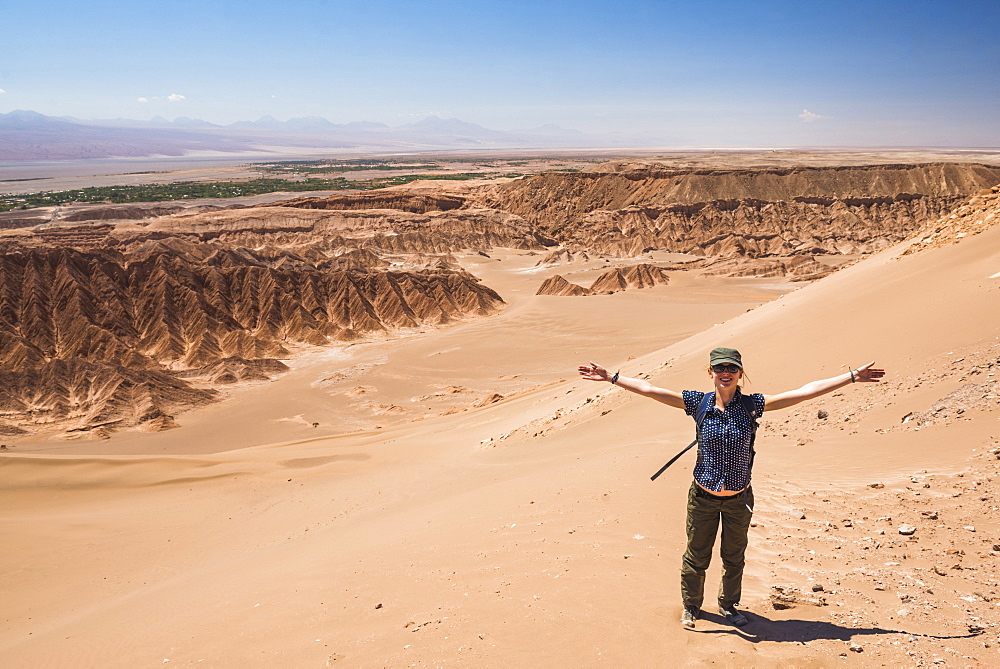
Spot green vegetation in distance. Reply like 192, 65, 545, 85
251, 159, 442, 175
1, 173, 529, 213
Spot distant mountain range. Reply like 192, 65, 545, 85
0, 110, 606, 161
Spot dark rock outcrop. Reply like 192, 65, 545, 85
589, 264, 671, 294
536, 275, 592, 296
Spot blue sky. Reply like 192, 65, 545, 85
2, 0, 998, 146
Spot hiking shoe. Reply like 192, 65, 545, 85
718, 604, 749, 627
681, 606, 700, 629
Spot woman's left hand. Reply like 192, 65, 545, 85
578, 361, 611, 382
854, 361, 885, 383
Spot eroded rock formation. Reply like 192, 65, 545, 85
489, 162, 1000, 265
275, 192, 466, 213
904, 184, 1000, 255
536, 275, 592, 296
534, 248, 590, 266
536, 264, 671, 296
694, 255, 835, 282
116, 206, 552, 255
0, 244, 504, 436
589, 264, 671, 294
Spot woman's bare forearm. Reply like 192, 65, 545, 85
764, 373, 852, 410
577, 362, 685, 409
764, 362, 884, 411
613, 375, 685, 408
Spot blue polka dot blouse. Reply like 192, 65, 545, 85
682, 389, 765, 492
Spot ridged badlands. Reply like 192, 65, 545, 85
1, 162, 998, 438
488, 162, 1000, 257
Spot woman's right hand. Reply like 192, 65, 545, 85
578, 361, 610, 382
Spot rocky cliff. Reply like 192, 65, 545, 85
112, 206, 552, 255
489, 162, 1000, 262
274, 192, 466, 213
904, 184, 1000, 255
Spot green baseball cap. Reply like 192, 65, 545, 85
709, 347, 743, 368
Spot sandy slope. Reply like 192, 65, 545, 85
1, 220, 999, 666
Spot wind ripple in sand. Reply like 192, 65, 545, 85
279, 454, 369, 468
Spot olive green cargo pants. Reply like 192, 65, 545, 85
680, 481, 754, 610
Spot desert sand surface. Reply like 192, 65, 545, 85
1, 154, 999, 667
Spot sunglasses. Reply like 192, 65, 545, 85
712, 364, 741, 373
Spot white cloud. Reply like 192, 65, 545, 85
0, 88, 6, 95
138, 93, 186, 103
799, 109, 825, 122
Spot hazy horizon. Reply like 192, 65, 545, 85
3, 0, 999, 147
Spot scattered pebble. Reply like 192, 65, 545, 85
898, 524, 917, 536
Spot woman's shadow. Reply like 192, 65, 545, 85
694, 610, 983, 643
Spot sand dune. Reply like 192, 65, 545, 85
1, 163, 998, 666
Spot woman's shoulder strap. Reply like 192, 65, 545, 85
695, 391, 716, 426
739, 393, 762, 424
